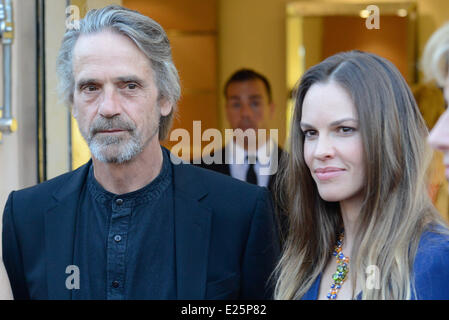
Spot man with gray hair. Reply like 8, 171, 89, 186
2, 6, 279, 299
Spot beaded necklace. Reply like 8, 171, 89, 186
327, 232, 349, 300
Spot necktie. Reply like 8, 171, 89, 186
246, 156, 258, 185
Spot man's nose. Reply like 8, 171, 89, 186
240, 103, 253, 118
98, 87, 121, 118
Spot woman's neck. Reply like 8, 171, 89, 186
339, 197, 363, 255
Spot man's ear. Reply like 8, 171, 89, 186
269, 102, 276, 118
159, 98, 173, 117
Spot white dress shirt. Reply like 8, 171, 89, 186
225, 138, 278, 187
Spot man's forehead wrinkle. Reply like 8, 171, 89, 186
73, 32, 152, 66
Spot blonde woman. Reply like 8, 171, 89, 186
274, 51, 449, 300
422, 22, 449, 182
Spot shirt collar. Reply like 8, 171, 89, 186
87, 146, 172, 207
225, 137, 275, 165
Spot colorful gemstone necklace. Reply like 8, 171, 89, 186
327, 232, 349, 300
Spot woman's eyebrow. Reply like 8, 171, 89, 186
300, 118, 358, 129
329, 118, 359, 126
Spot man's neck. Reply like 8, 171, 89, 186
92, 138, 164, 195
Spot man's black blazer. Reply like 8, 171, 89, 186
2, 151, 280, 300
197, 145, 287, 241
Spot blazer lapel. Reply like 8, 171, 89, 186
45, 161, 91, 299
208, 148, 230, 175
221, 148, 230, 175
172, 161, 212, 299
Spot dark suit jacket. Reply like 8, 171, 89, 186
196, 145, 287, 242
2, 154, 280, 300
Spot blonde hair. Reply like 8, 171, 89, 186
274, 51, 448, 300
422, 22, 449, 86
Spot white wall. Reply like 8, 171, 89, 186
0, 0, 38, 215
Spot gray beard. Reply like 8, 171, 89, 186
88, 131, 143, 164
79, 109, 161, 164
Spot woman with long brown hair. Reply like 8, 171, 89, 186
274, 51, 449, 300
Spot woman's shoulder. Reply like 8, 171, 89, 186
415, 225, 449, 266
413, 225, 449, 299
417, 225, 449, 253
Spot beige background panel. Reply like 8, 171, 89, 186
303, 16, 323, 71
170, 34, 217, 91
123, 0, 216, 32
321, 16, 409, 81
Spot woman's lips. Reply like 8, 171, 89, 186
314, 167, 345, 181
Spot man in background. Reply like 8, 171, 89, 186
199, 69, 283, 192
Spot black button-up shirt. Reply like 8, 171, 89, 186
72, 148, 176, 299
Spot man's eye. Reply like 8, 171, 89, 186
126, 83, 138, 90
83, 85, 98, 92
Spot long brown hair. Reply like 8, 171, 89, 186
274, 51, 448, 299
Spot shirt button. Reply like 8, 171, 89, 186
112, 281, 120, 288
114, 235, 122, 243
115, 198, 123, 206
